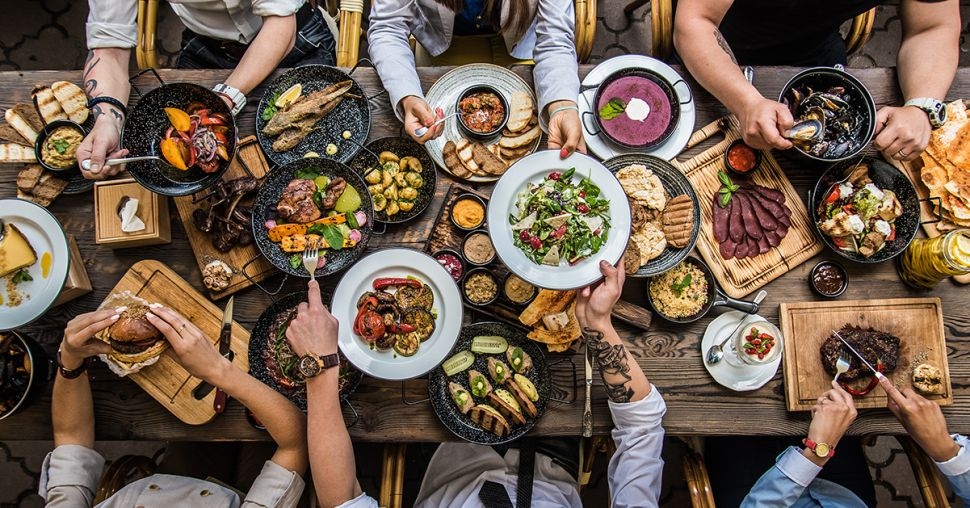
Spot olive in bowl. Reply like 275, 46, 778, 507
35, 120, 86, 173
462, 268, 499, 306
456, 85, 509, 140
724, 139, 761, 176
810, 261, 848, 298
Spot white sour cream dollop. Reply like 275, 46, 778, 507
847, 214, 866, 235
625, 98, 651, 122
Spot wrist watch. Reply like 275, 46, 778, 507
803, 437, 836, 458
57, 348, 91, 379
212, 83, 247, 116
297, 352, 340, 379
904, 97, 947, 130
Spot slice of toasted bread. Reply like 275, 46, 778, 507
499, 145, 530, 161
33, 85, 68, 123
504, 379, 539, 418
17, 163, 43, 191
506, 91, 534, 133
0, 143, 37, 163
468, 404, 510, 437
519, 289, 576, 326
52, 81, 89, 124
4, 107, 39, 143
33, 173, 68, 205
0, 123, 29, 146
487, 390, 527, 425
471, 142, 507, 176
443, 140, 473, 179
499, 125, 541, 150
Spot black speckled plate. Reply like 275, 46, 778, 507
123, 83, 237, 196
429, 322, 549, 445
348, 137, 438, 224
810, 157, 919, 264
249, 292, 363, 411
604, 154, 701, 277
252, 157, 374, 278
256, 65, 371, 167
33, 119, 94, 194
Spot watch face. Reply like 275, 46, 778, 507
814, 443, 831, 457
298, 355, 321, 378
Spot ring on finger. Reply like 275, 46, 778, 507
178, 323, 187, 333
896, 150, 908, 158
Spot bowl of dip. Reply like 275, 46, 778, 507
810, 260, 848, 298
450, 193, 487, 231
462, 230, 496, 266
35, 120, 85, 172
462, 268, 499, 306
433, 248, 465, 282
456, 85, 509, 140
503, 273, 537, 306
724, 140, 761, 176
594, 68, 680, 149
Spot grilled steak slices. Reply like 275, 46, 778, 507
820, 325, 900, 381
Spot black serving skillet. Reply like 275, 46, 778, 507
646, 256, 760, 324
592, 67, 684, 150
0, 331, 54, 420
348, 136, 438, 225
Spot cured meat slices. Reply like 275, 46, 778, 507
712, 179, 792, 260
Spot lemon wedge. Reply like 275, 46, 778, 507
948, 233, 970, 266
275, 84, 302, 108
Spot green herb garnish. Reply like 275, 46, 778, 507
261, 92, 280, 121
289, 254, 302, 270
598, 98, 626, 120
52, 138, 70, 155
11, 268, 32, 284
294, 167, 321, 180
670, 273, 692, 296
320, 224, 345, 250
716, 171, 740, 208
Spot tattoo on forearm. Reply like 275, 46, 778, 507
714, 29, 738, 65
91, 104, 123, 124
584, 327, 634, 403
83, 51, 101, 97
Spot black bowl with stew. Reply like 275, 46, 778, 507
456, 85, 509, 140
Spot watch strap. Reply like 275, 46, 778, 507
212, 83, 247, 116
318, 353, 340, 369
57, 349, 91, 379
904, 97, 946, 129
802, 437, 836, 458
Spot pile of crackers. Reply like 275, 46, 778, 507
616, 164, 694, 274
920, 100, 970, 229
442, 91, 541, 179
518, 289, 582, 352
3, 81, 89, 206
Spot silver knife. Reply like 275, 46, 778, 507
192, 297, 234, 401
834, 330, 886, 380
582, 341, 593, 438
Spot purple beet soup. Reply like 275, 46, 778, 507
597, 75, 673, 147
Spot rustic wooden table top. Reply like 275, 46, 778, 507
1, 65, 968, 442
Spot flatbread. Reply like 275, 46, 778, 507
617, 164, 666, 210
632, 222, 666, 265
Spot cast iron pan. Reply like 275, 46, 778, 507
248, 292, 362, 411
251, 157, 374, 278
593, 67, 681, 150
604, 154, 700, 277
348, 136, 438, 224
256, 65, 371, 167
123, 82, 237, 196
810, 157, 920, 264
647, 256, 760, 323
428, 321, 550, 445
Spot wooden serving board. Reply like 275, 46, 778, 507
173, 136, 277, 299
671, 116, 823, 298
780, 297, 951, 412
103, 260, 251, 424
424, 184, 653, 332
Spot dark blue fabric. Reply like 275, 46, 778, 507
454, 0, 496, 36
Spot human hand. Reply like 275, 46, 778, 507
285, 280, 339, 358
804, 380, 857, 465
880, 377, 960, 462
76, 118, 128, 178
576, 259, 624, 332
402, 95, 444, 144
737, 95, 794, 151
546, 101, 586, 158
146, 306, 231, 383
874, 106, 932, 162
60, 308, 124, 368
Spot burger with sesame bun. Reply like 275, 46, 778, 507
99, 291, 169, 364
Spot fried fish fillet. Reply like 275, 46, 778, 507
262, 80, 352, 136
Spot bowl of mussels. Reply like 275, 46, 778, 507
779, 66, 876, 163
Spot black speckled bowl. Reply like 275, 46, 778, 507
456, 85, 509, 141
123, 83, 237, 196
249, 292, 363, 410
810, 157, 919, 264
256, 65, 371, 167
428, 321, 549, 445
252, 157, 374, 278
33, 120, 93, 194
604, 154, 700, 277
348, 137, 437, 224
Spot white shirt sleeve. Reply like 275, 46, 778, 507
86, 0, 138, 49
39, 444, 105, 507
607, 386, 667, 508
368, 0, 425, 121
241, 460, 306, 508
531, 0, 580, 129
250, 0, 304, 18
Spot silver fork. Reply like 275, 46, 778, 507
302, 244, 320, 281
833, 350, 852, 382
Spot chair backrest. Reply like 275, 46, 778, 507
650, 0, 877, 61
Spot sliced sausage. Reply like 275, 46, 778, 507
719, 238, 738, 259
757, 233, 771, 254
765, 229, 782, 247
741, 182, 786, 204
734, 237, 750, 259
712, 194, 730, 242
741, 190, 779, 231
728, 197, 745, 243
745, 235, 760, 259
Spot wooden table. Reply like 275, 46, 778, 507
2, 66, 969, 442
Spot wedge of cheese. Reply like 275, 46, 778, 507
0, 223, 37, 278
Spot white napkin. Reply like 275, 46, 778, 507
119, 197, 146, 233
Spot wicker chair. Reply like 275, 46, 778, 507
646, 0, 876, 61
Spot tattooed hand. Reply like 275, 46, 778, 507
585, 327, 636, 403
77, 116, 127, 179
576, 259, 625, 332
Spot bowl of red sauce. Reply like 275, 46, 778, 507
456, 85, 508, 140
724, 140, 762, 175
594, 68, 680, 149
809, 260, 848, 298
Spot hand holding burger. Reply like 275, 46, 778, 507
61, 308, 125, 369
146, 305, 233, 385
99, 292, 168, 365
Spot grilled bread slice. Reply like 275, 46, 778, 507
504, 378, 539, 418
31, 173, 68, 206
519, 289, 576, 326
499, 125, 540, 150
0, 124, 29, 146
17, 164, 43, 192
0, 143, 37, 163
32, 85, 68, 123
487, 389, 526, 425
506, 91, 534, 132
52, 81, 89, 124
442, 140, 472, 179
661, 194, 695, 248
471, 142, 506, 176
468, 404, 510, 437
4, 105, 40, 143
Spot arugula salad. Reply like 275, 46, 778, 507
509, 168, 611, 265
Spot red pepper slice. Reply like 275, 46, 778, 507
372, 278, 422, 290
353, 296, 379, 334
825, 188, 840, 204
840, 359, 884, 396
388, 323, 416, 334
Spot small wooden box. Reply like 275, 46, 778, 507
54, 235, 92, 307
94, 178, 171, 248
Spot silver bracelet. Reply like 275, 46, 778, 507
549, 105, 579, 119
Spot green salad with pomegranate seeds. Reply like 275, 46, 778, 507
509, 167, 611, 265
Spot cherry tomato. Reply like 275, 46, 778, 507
548, 171, 562, 181
357, 311, 386, 342
530, 236, 542, 250
578, 203, 590, 214
519, 230, 531, 242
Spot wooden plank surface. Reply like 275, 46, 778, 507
780, 298, 951, 411
1, 66, 970, 441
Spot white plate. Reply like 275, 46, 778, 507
424, 63, 540, 182
0, 199, 70, 331
332, 248, 463, 380
578, 55, 696, 162
486, 151, 632, 290
702, 311, 783, 391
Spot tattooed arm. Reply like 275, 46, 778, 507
76, 48, 131, 178
674, 0, 794, 151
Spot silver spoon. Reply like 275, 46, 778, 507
80, 155, 162, 171
705, 290, 768, 365
414, 112, 459, 137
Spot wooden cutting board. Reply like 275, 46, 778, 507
780, 297, 951, 411
671, 116, 823, 298
173, 136, 277, 299
102, 260, 251, 424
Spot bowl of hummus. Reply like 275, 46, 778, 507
35, 120, 85, 172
